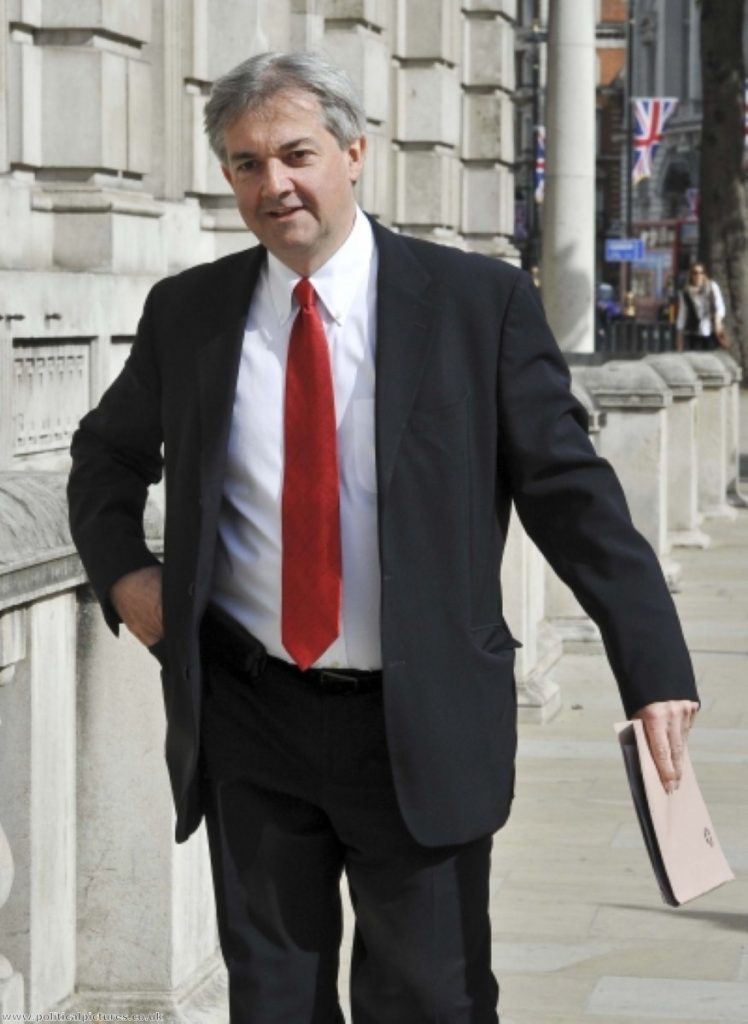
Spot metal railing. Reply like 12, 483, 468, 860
597, 319, 677, 354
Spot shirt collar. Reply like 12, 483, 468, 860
266, 206, 375, 327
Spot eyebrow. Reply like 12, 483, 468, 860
227, 137, 319, 164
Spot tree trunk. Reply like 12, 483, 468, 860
699, 0, 748, 375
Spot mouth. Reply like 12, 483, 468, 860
266, 206, 305, 221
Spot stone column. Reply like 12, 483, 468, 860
581, 360, 679, 587
502, 516, 562, 725
0, 610, 25, 1016
541, 0, 596, 352
69, 594, 225, 1021
645, 353, 710, 549
682, 353, 737, 521
544, 377, 604, 651
0, 594, 76, 1017
712, 351, 746, 508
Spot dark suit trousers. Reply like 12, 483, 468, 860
200, 643, 500, 1023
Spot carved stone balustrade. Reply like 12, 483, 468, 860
0, 472, 223, 1021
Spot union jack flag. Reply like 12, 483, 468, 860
632, 97, 678, 184
534, 126, 545, 203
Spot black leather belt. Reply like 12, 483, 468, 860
201, 605, 382, 695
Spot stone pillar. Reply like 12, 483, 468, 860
69, 593, 224, 1021
0, 609, 25, 1016
581, 360, 679, 586
645, 353, 710, 549
0, 595, 76, 1017
712, 350, 746, 508
502, 515, 562, 724
544, 377, 604, 651
541, 0, 596, 352
682, 353, 737, 521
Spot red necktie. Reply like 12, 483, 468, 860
281, 279, 342, 670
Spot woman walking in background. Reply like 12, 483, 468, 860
676, 262, 727, 351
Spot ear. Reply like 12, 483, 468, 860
347, 136, 367, 184
221, 164, 235, 189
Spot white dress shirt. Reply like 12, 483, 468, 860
211, 207, 381, 669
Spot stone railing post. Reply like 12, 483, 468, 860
68, 591, 224, 1021
712, 350, 746, 508
579, 360, 679, 587
645, 353, 710, 549
502, 516, 563, 724
544, 377, 604, 651
682, 353, 737, 521
0, 610, 26, 1016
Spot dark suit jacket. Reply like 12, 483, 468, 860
68, 219, 698, 846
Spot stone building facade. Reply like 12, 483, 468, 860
0, 0, 517, 475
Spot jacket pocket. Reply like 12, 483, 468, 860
469, 620, 522, 655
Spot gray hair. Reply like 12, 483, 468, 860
204, 52, 366, 163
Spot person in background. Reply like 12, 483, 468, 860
676, 262, 726, 351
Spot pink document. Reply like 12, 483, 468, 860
615, 720, 734, 906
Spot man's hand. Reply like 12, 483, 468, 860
633, 700, 700, 794
110, 565, 163, 647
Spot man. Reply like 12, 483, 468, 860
68, 52, 699, 1023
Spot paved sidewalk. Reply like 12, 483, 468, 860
493, 504, 748, 1024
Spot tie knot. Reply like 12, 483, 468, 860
294, 278, 316, 310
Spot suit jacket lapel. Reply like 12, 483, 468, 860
371, 220, 438, 497
196, 246, 265, 506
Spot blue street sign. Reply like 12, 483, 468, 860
605, 238, 645, 262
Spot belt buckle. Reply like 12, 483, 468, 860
318, 670, 360, 695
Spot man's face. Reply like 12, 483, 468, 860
221, 90, 366, 276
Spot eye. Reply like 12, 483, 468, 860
288, 149, 312, 163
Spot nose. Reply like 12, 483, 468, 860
261, 159, 292, 200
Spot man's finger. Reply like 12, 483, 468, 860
643, 718, 677, 794
667, 715, 686, 786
